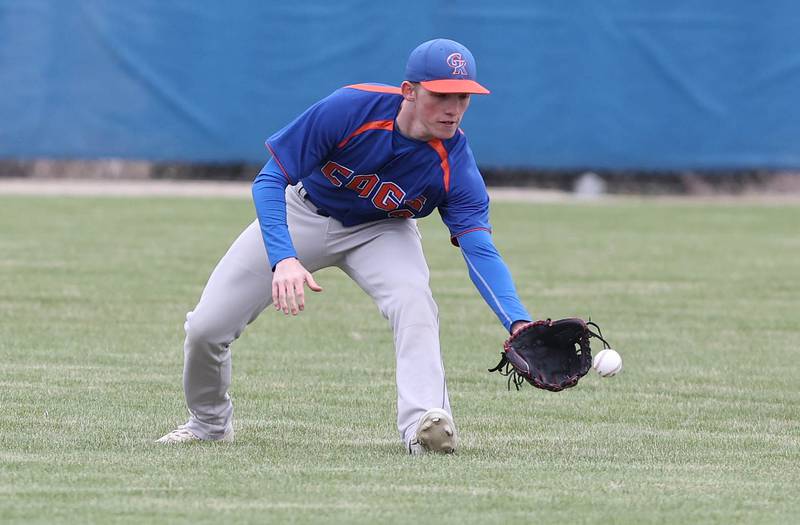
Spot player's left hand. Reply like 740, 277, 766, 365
489, 318, 612, 392
272, 257, 323, 315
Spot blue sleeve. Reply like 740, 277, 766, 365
458, 229, 531, 332
438, 140, 492, 245
252, 157, 296, 269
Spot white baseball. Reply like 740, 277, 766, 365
593, 349, 623, 377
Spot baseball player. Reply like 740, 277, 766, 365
157, 38, 531, 454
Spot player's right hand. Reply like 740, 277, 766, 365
272, 257, 323, 315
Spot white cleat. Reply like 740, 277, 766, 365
408, 408, 458, 455
155, 424, 234, 444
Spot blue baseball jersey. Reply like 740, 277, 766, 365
265, 83, 491, 243
254, 83, 531, 331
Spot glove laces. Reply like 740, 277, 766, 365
587, 320, 612, 349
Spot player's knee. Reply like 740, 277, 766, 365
184, 310, 233, 350
385, 283, 438, 319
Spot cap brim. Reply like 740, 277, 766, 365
420, 79, 490, 94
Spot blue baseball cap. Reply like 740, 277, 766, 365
404, 38, 490, 94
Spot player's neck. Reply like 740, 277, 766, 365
396, 100, 434, 142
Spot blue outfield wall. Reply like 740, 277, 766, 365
1, 1, 799, 170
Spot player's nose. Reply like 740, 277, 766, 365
443, 102, 460, 116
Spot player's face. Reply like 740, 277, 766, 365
406, 84, 471, 140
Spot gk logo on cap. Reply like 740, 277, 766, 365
446, 53, 467, 75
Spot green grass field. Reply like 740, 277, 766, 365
1, 194, 798, 524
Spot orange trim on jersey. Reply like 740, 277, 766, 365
345, 83, 402, 95
337, 120, 394, 148
427, 139, 451, 192
265, 142, 293, 183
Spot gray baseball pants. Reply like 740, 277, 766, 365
181, 184, 451, 445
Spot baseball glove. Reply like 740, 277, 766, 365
488, 318, 611, 392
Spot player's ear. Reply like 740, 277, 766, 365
401, 81, 417, 102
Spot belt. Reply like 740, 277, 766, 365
296, 182, 330, 217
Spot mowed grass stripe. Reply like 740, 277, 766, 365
1, 195, 798, 524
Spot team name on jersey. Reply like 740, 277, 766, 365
321, 161, 427, 219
